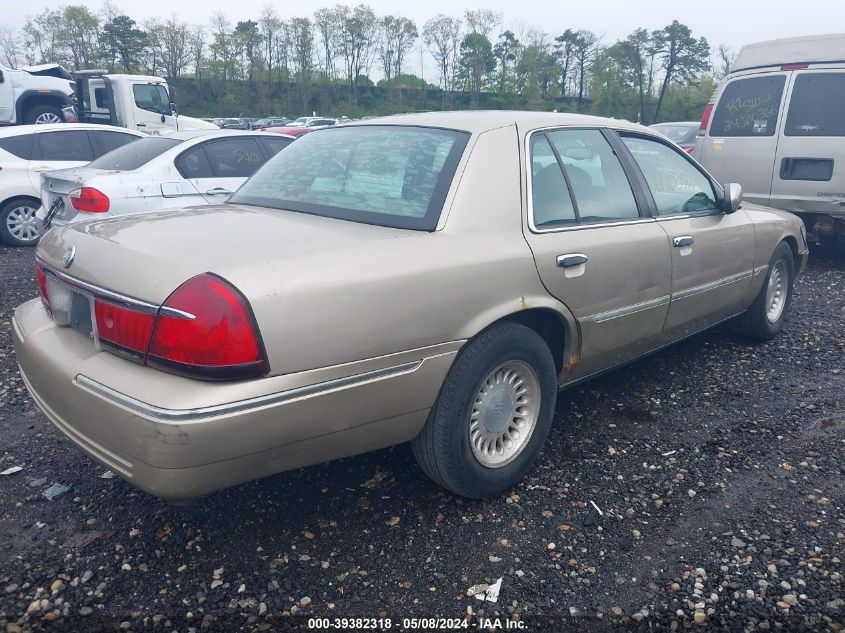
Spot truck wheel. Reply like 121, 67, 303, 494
25, 105, 64, 125
1, 199, 42, 246
412, 322, 557, 498
737, 241, 795, 341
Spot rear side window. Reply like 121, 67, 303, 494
545, 129, 640, 223
260, 136, 294, 157
88, 136, 182, 170
176, 145, 214, 178
91, 131, 139, 158
530, 135, 576, 227
202, 138, 265, 177
710, 75, 786, 137
0, 134, 35, 159
36, 131, 94, 162
785, 73, 845, 136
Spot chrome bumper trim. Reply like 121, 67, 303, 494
75, 360, 423, 422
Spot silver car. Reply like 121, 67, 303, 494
14, 112, 808, 502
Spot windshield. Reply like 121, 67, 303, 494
87, 137, 183, 171
230, 125, 469, 231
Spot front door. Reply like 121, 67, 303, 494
129, 81, 177, 134
618, 132, 755, 338
0, 65, 14, 123
770, 69, 845, 216
521, 127, 672, 380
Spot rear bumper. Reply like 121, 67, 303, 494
13, 299, 458, 500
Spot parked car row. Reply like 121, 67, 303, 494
13, 110, 807, 503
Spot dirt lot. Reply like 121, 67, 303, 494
0, 244, 843, 632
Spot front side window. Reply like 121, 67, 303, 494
36, 131, 94, 162
230, 125, 469, 231
132, 83, 171, 116
621, 135, 718, 215
545, 129, 640, 222
785, 72, 845, 136
710, 75, 786, 137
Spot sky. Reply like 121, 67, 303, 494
5, 0, 843, 80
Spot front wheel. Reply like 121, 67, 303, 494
737, 241, 795, 340
0, 199, 41, 246
25, 105, 64, 125
412, 322, 557, 498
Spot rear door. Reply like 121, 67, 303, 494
177, 137, 267, 203
28, 129, 95, 189
521, 127, 672, 380
770, 69, 845, 216
619, 132, 755, 336
698, 72, 789, 207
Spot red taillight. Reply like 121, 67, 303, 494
781, 63, 809, 70
698, 103, 714, 135
69, 187, 110, 213
36, 263, 50, 306
94, 300, 155, 359
683, 146, 694, 154
147, 273, 267, 380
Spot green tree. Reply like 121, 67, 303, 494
651, 20, 709, 122
289, 17, 314, 110
423, 14, 462, 109
101, 15, 148, 72
493, 30, 519, 94
458, 32, 495, 107
61, 6, 101, 70
379, 15, 417, 104
607, 28, 653, 123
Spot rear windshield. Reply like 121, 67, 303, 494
785, 72, 845, 136
87, 136, 183, 171
229, 125, 469, 231
710, 75, 786, 137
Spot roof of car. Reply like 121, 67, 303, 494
733, 33, 845, 72
0, 123, 144, 137
159, 129, 284, 141
346, 111, 648, 135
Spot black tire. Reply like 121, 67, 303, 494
24, 104, 64, 125
412, 322, 557, 498
0, 198, 41, 247
737, 241, 795, 341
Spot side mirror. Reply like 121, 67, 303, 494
723, 182, 743, 213
170, 102, 177, 115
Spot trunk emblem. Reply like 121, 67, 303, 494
62, 246, 76, 269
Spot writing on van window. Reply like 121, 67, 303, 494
710, 75, 786, 137
233, 147, 261, 165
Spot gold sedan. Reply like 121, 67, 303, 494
13, 112, 808, 501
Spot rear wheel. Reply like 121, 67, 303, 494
412, 322, 557, 498
737, 241, 794, 340
0, 199, 41, 246
25, 105, 63, 125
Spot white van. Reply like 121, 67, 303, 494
694, 33, 845, 246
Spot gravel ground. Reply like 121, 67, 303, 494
0, 244, 843, 632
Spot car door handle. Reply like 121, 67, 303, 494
206, 188, 233, 195
673, 236, 694, 248
31, 165, 51, 172
556, 253, 588, 268
136, 123, 146, 127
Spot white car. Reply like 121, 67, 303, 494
287, 116, 338, 128
38, 130, 295, 230
0, 124, 143, 246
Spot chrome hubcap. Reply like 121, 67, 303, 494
6, 204, 40, 243
35, 112, 61, 124
469, 360, 540, 468
765, 260, 788, 323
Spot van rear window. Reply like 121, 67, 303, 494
710, 75, 786, 137
785, 73, 845, 136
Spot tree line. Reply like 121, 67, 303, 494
0, 4, 733, 122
